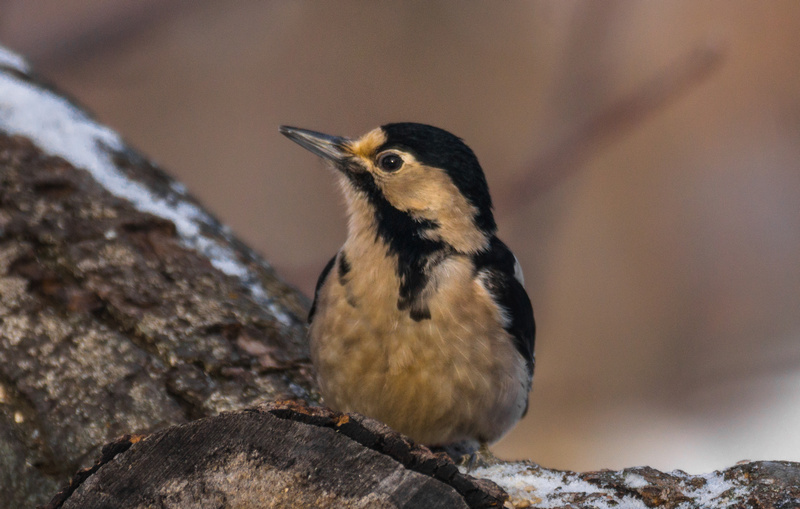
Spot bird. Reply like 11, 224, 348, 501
280, 123, 535, 460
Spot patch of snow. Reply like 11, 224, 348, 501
473, 462, 752, 509
677, 471, 747, 509
471, 463, 648, 509
624, 472, 649, 489
0, 46, 29, 74
169, 180, 188, 195
0, 49, 293, 327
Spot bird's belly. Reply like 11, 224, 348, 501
309, 280, 529, 446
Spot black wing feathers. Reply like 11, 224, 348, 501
473, 237, 535, 375
308, 254, 336, 324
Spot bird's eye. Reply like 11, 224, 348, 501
377, 153, 404, 172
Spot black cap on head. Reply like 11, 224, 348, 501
379, 123, 496, 234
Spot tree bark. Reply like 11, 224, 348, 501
1, 48, 312, 507
43, 402, 506, 509
40, 402, 800, 509
1, 46, 798, 509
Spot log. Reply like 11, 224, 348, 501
2, 45, 799, 509
42, 402, 800, 509
44, 402, 506, 509
0, 45, 311, 507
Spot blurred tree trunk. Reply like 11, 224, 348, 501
1, 47, 798, 509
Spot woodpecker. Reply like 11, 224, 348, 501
280, 123, 535, 458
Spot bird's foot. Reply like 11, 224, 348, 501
455, 442, 499, 472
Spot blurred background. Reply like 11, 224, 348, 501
2, 1, 799, 474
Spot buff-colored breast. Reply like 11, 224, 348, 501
309, 237, 529, 446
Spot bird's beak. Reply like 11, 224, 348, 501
279, 126, 350, 164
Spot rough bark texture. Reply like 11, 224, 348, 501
2, 47, 799, 509
1, 51, 313, 507
0, 129, 313, 506
43, 402, 506, 509
40, 402, 800, 509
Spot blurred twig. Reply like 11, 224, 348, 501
505, 44, 725, 209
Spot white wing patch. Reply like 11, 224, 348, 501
512, 254, 525, 286
475, 269, 512, 329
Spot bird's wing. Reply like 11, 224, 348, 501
308, 254, 337, 324
473, 238, 535, 375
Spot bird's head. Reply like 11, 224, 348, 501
280, 123, 496, 254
